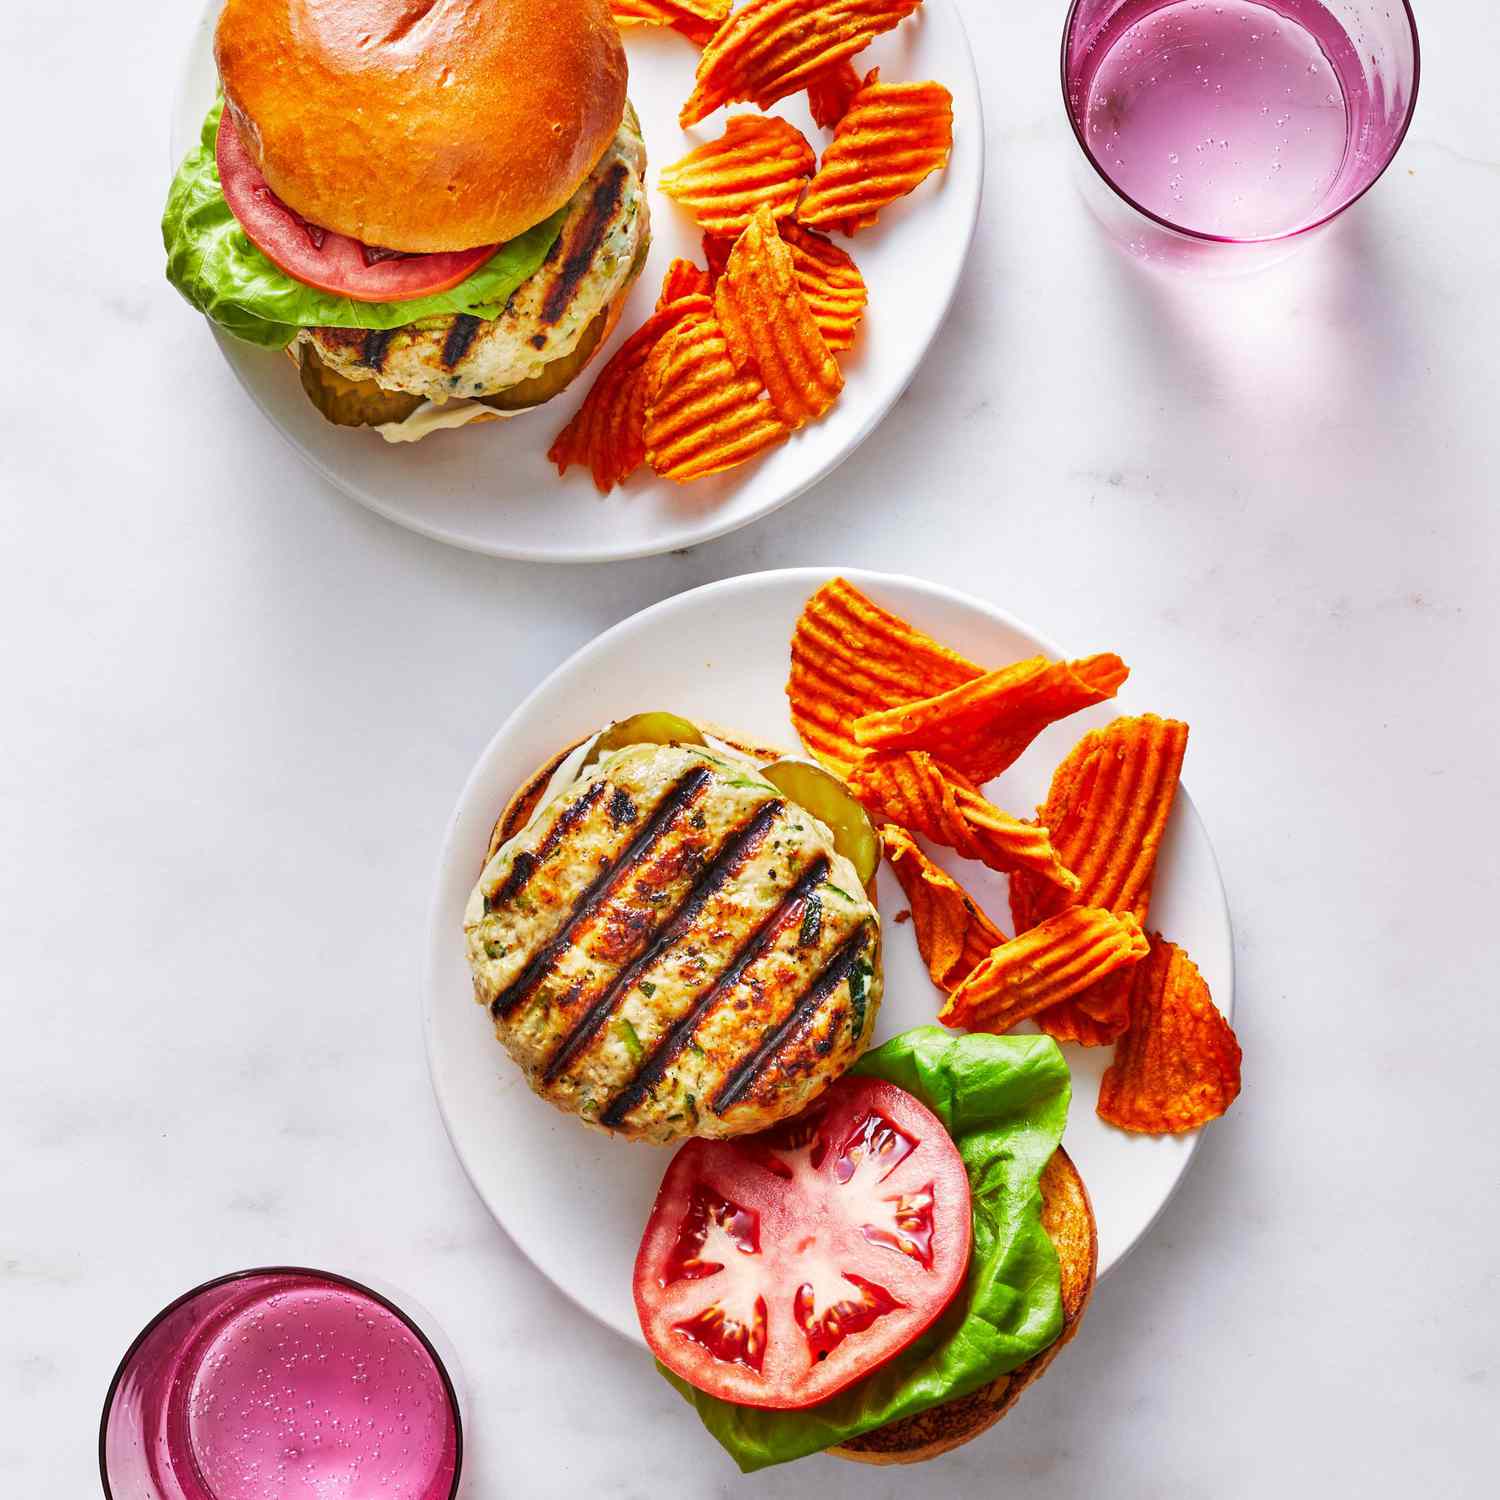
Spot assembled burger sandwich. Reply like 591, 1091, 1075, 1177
164, 0, 649, 441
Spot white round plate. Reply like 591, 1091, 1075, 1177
170, 6, 982, 561
424, 569, 1235, 1345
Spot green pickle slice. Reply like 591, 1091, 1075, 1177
581, 712, 708, 769
761, 760, 880, 888
299, 345, 423, 427
480, 304, 612, 412
581, 719, 878, 887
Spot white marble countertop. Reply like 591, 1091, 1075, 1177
3, 2, 1496, 1495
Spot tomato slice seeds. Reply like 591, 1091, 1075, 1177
635, 1075, 972, 1409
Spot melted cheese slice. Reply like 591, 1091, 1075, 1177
374, 399, 515, 444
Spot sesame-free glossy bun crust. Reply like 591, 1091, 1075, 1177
215, 0, 628, 252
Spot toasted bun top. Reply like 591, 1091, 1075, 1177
832, 1147, 1098, 1465
214, 0, 628, 252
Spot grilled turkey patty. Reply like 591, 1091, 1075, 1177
299, 109, 648, 403
464, 744, 882, 1145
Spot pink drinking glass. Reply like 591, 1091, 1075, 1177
1062, 0, 1420, 270
100, 1267, 463, 1500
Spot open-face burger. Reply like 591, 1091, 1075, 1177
462, 714, 1098, 1468
463, 713, 883, 1144
163, 0, 649, 441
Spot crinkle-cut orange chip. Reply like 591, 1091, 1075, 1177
549, 294, 714, 493
611, 0, 728, 45
1030, 714, 1189, 927
643, 310, 789, 482
1033, 970, 1133, 1047
786, 577, 983, 774
850, 751, 1078, 893
1097, 935, 1241, 1133
659, 115, 815, 236
680, 0, 924, 126
657, 258, 712, 309
940, 907, 1148, 1035
1012, 715, 1190, 1043
881, 824, 1006, 992
778, 221, 867, 353
702, 232, 735, 287
852, 652, 1129, 784
798, 70, 954, 234
806, 57, 862, 129
715, 205, 842, 428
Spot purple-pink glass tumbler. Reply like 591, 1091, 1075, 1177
100, 1268, 462, 1500
1062, 0, 1419, 268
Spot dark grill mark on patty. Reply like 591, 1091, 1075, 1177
441, 315, 483, 369
313, 328, 367, 354
542, 800, 785, 1086
542, 163, 628, 326
608, 787, 638, 828
711, 928, 870, 1114
599, 854, 831, 1128
486, 780, 608, 914
361, 329, 396, 372
489, 768, 712, 1019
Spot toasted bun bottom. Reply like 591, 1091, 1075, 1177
830, 1146, 1098, 1464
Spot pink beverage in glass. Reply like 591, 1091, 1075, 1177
101, 1269, 461, 1500
1063, 0, 1419, 266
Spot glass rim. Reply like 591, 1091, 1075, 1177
98, 1264, 465, 1500
1059, 0, 1422, 245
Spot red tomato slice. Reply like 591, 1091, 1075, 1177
634, 1075, 972, 1410
214, 110, 498, 303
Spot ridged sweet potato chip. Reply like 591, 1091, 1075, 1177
778, 221, 867, 353
798, 69, 954, 234
611, 0, 727, 45
548, 294, 713, 493
882, 824, 1005, 991
850, 750, 1078, 892
680, 0, 924, 126
940, 906, 1149, 1034
715, 205, 842, 427
1021, 715, 1189, 928
660, 115, 815, 236
1013, 716, 1189, 1045
1030, 972, 1134, 1047
852, 652, 1129, 783
657, 258, 712, 309
702, 232, 735, 286
643, 310, 789, 482
786, 577, 983, 773
1097, 935, 1241, 1133
806, 58, 862, 129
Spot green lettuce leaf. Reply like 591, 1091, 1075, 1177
161, 100, 567, 350
660, 1026, 1070, 1471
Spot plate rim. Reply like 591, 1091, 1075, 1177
171, 5, 986, 563
422, 566, 1236, 1343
